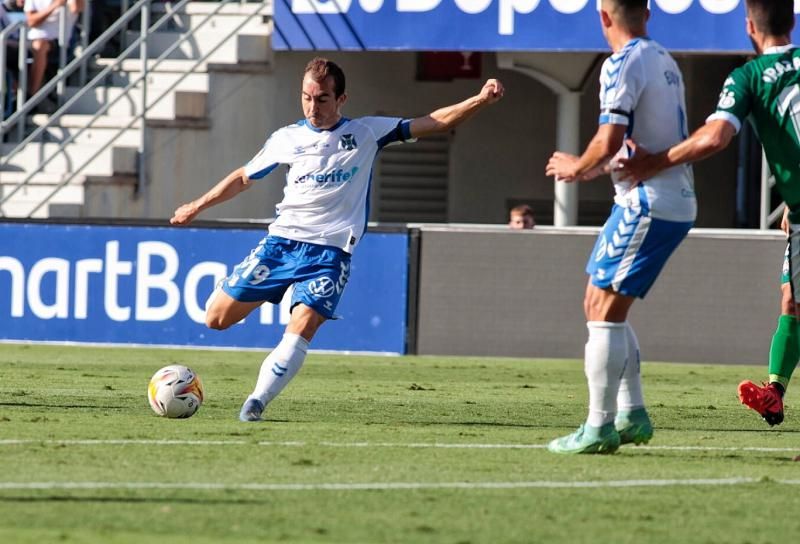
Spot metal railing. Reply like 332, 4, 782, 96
1, 0, 268, 217
0, 5, 91, 134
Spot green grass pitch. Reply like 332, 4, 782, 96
1, 343, 799, 543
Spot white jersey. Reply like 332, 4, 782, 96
244, 116, 412, 253
600, 38, 696, 223
24, 0, 79, 42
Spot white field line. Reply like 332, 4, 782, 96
0, 478, 799, 492
0, 439, 797, 453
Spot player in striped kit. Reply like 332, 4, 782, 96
545, 0, 696, 453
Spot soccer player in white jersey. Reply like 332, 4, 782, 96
545, 0, 696, 453
170, 58, 504, 422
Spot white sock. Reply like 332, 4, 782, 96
250, 333, 309, 406
617, 322, 645, 412
584, 321, 628, 427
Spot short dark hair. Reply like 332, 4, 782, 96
605, 0, 648, 28
511, 204, 534, 219
746, 0, 795, 37
304, 57, 346, 98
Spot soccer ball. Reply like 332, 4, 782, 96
147, 364, 204, 418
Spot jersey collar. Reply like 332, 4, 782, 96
763, 44, 797, 55
302, 117, 350, 133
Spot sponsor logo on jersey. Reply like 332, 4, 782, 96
340, 134, 358, 151
294, 166, 359, 184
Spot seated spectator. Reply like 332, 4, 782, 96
24, 0, 83, 99
508, 204, 536, 230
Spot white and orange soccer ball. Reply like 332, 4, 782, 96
147, 364, 204, 418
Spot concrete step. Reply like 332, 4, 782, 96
59, 86, 207, 119
123, 31, 269, 63
0, 171, 84, 184
0, 177, 85, 218
30, 113, 142, 129
141, 11, 271, 34
94, 58, 212, 74
0, 141, 137, 176
149, 2, 274, 16
26, 122, 142, 147
99, 70, 209, 91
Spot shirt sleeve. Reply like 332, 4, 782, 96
705, 68, 751, 134
598, 50, 644, 127
243, 132, 283, 181
360, 116, 414, 149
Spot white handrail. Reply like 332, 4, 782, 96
56, 5, 68, 104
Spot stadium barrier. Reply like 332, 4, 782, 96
414, 225, 785, 365
0, 220, 785, 364
0, 220, 408, 354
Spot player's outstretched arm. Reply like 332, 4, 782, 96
170, 167, 252, 226
617, 119, 737, 183
408, 79, 504, 139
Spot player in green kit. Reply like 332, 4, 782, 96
618, 0, 799, 426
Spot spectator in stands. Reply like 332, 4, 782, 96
24, 0, 83, 100
508, 204, 535, 229
618, 0, 798, 428
0, 1, 19, 119
89, 0, 121, 57
170, 57, 504, 422
545, 0, 695, 454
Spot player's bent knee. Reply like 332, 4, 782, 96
205, 313, 227, 330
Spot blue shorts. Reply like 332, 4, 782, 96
222, 236, 351, 320
586, 204, 692, 298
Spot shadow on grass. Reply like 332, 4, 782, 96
0, 495, 268, 505
0, 401, 123, 410
653, 425, 800, 434
395, 420, 586, 429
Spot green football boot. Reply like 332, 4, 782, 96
615, 408, 653, 445
547, 423, 620, 454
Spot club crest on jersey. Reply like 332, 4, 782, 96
717, 89, 736, 110
308, 277, 336, 298
339, 134, 357, 151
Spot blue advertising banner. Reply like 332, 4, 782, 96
0, 223, 408, 353
273, 0, 800, 52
